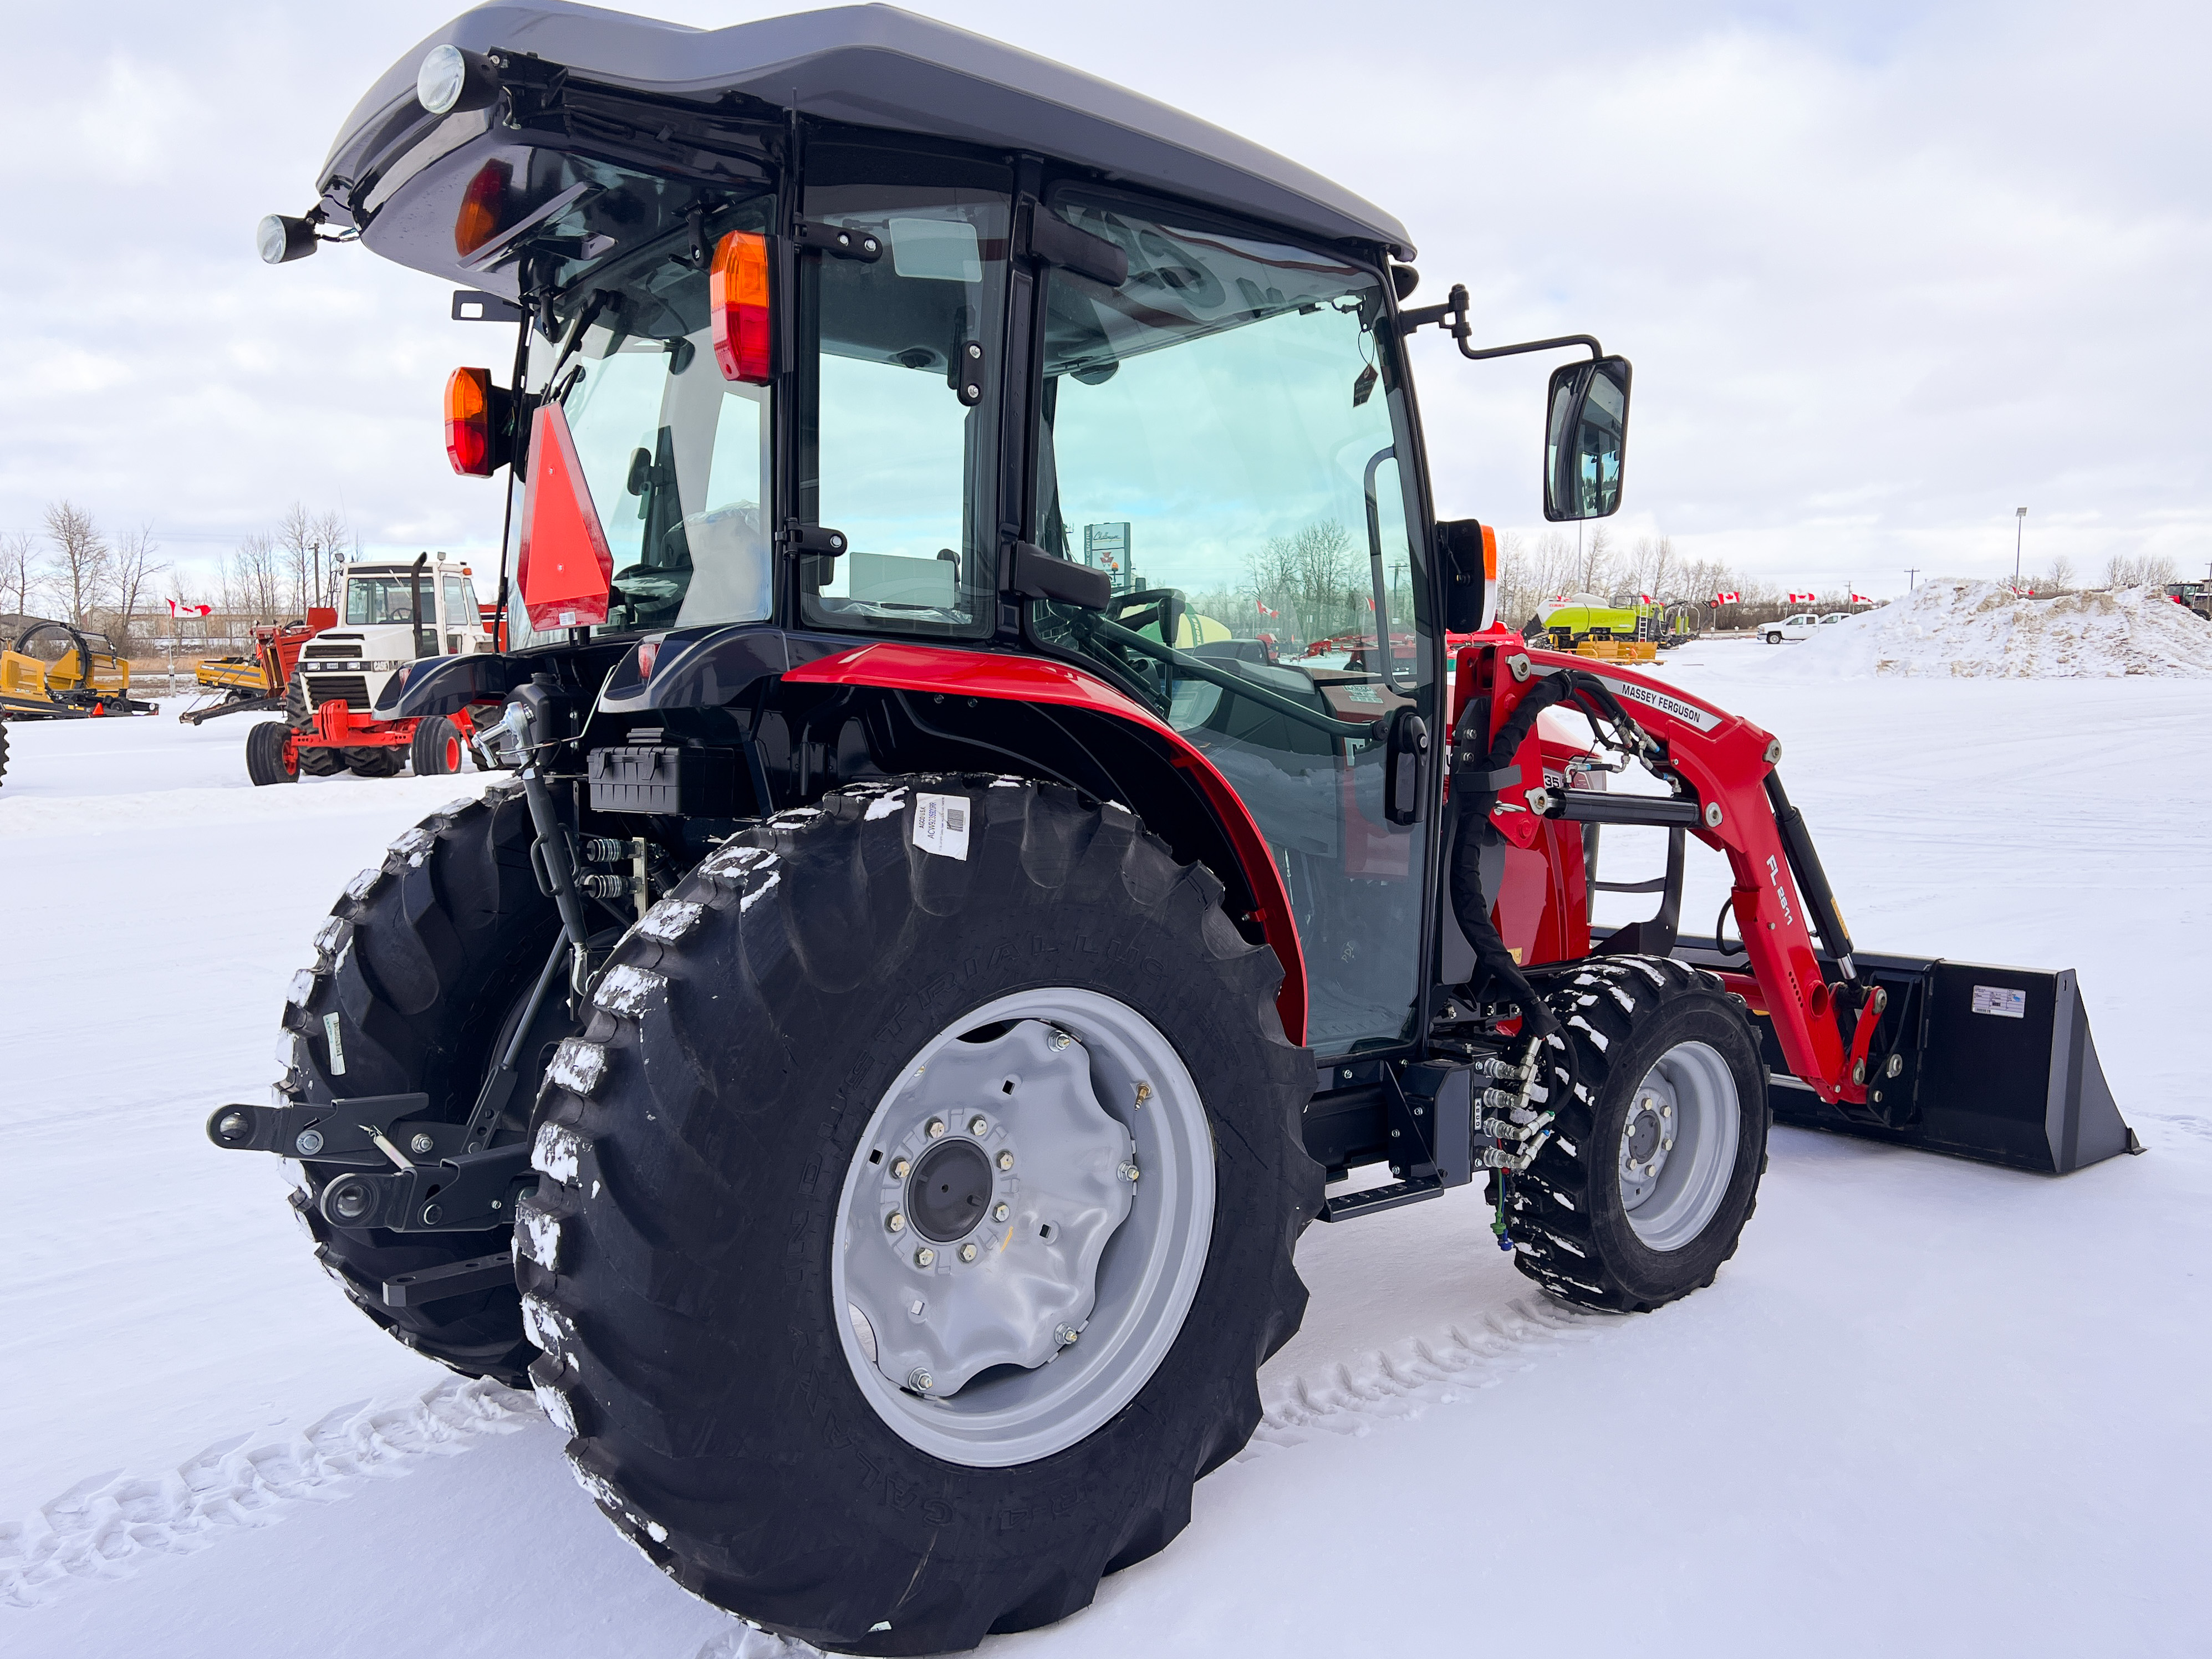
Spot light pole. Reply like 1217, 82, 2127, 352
2014, 507, 2026, 585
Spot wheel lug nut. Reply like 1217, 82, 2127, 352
906, 1368, 934, 1393
996, 1150, 1015, 1171
992, 1202, 1009, 1222
925, 1118, 946, 1139
886, 1212, 906, 1233
1661, 1136, 1674, 1152
959, 1243, 978, 1263
969, 1115, 989, 1136
409, 1133, 436, 1156
914, 1247, 936, 1268
891, 1157, 910, 1178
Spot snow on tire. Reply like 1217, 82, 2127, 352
1504, 956, 1769, 1313
519, 775, 1319, 1656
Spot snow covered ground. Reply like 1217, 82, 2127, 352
4, 652, 2208, 1657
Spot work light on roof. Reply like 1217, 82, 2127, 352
417, 44, 501, 116
257, 214, 318, 265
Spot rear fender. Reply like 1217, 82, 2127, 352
786, 643, 1307, 1044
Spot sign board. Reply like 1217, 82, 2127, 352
1083, 522, 1133, 594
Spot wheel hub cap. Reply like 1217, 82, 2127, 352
831, 989, 1215, 1467
1617, 1042, 1739, 1251
906, 1138, 994, 1243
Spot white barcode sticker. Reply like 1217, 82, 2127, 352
914, 794, 970, 860
1970, 984, 2026, 1019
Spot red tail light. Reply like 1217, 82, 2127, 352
445, 367, 502, 476
710, 230, 772, 383
455, 159, 509, 258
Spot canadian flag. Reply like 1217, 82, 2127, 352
1712, 590, 1741, 605
1788, 591, 1817, 605
1637, 592, 1653, 605
167, 598, 213, 617
1850, 591, 1872, 604
1256, 599, 1278, 618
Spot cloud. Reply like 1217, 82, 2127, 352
0, 0, 2202, 598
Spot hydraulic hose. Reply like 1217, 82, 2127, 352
1445, 665, 1660, 1039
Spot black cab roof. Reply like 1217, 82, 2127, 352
320, 1, 1414, 280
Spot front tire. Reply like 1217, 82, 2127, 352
519, 777, 1318, 1655
1504, 957, 1768, 1312
410, 714, 464, 777
245, 719, 295, 786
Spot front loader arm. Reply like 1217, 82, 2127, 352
1454, 635, 1875, 1110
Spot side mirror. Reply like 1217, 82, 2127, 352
1543, 356, 1632, 521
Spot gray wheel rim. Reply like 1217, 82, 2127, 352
830, 988, 1215, 1467
1617, 1039, 1739, 1252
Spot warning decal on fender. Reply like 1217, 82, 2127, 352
1970, 984, 2026, 1019
914, 794, 970, 860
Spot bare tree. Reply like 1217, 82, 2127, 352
42, 501, 110, 627
0, 530, 38, 621
105, 525, 169, 657
2041, 554, 2076, 593
2103, 552, 2177, 590
226, 532, 283, 623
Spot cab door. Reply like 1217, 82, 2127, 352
1024, 190, 1439, 1057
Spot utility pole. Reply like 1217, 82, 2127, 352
2014, 507, 2027, 583
1904, 568, 1919, 590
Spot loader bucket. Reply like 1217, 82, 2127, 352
1680, 943, 2139, 1175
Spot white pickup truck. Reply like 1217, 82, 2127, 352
1760, 611, 1848, 644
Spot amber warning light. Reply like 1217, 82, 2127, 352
444, 367, 512, 477
711, 231, 772, 383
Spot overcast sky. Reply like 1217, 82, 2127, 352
1, 0, 2204, 599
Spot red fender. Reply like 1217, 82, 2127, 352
784, 642, 1308, 1045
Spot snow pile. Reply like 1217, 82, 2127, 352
1772, 580, 2212, 678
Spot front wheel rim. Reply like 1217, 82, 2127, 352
1617, 1039, 1739, 1252
830, 988, 1215, 1467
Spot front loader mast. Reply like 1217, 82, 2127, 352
1449, 632, 1888, 1120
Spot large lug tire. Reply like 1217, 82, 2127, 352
1504, 956, 1768, 1313
345, 746, 405, 778
245, 719, 296, 786
282, 677, 346, 776
277, 782, 567, 1384
520, 777, 1319, 1655
409, 714, 465, 777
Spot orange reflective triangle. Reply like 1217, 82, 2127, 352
517, 402, 613, 631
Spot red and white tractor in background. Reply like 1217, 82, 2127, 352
246, 553, 498, 784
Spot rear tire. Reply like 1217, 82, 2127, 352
1504, 957, 1768, 1312
520, 777, 1318, 1655
410, 714, 464, 777
245, 719, 295, 785
345, 747, 405, 778
277, 783, 565, 1383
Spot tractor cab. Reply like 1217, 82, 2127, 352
295, 558, 489, 713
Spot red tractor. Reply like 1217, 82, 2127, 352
213, 8, 2133, 1652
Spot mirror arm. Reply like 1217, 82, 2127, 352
1397, 281, 1603, 363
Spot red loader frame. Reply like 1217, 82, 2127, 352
1452, 626, 1882, 1112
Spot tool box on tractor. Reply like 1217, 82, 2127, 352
210, 6, 2137, 1650
240, 555, 498, 783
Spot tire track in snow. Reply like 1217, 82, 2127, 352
0, 1379, 535, 1610
1240, 1293, 1604, 1457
